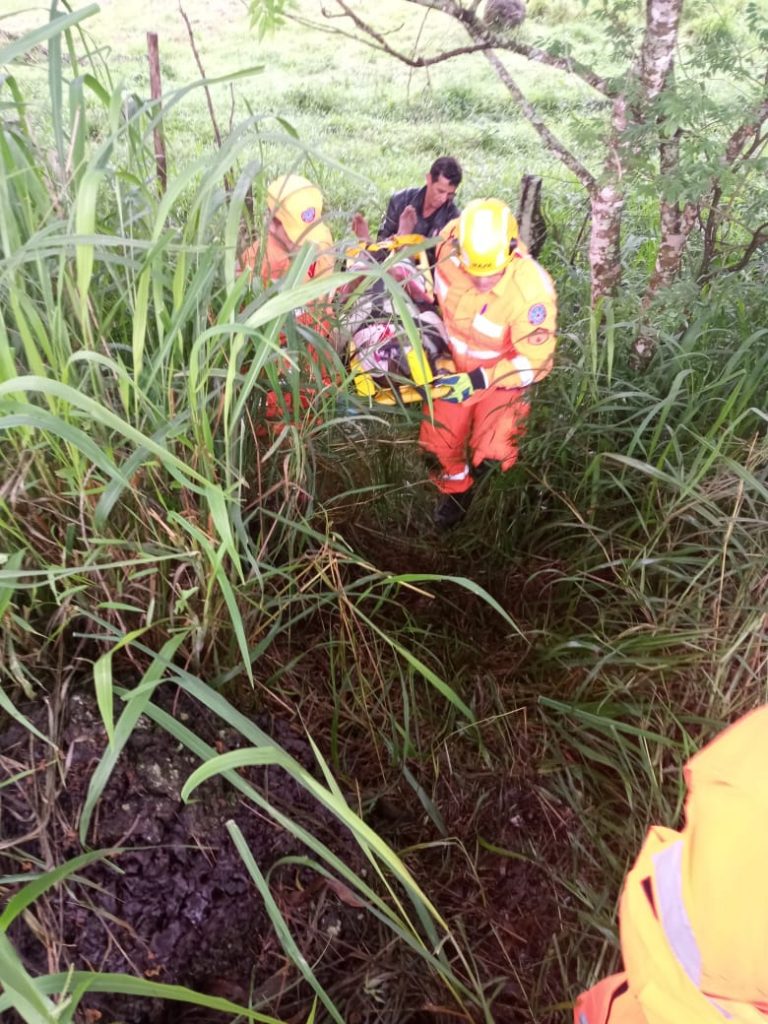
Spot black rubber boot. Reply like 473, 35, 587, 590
472, 459, 497, 483
433, 489, 474, 530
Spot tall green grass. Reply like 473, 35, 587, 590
2, 3, 767, 1022
0, 9, 512, 1022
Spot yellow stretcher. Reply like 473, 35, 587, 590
349, 343, 454, 405
345, 234, 436, 304
345, 234, 450, 405
371, 382, 452, 405
345, 233, 432, 260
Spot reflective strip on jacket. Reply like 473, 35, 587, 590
432, 221, 557, 390
575, 706, 768, 1024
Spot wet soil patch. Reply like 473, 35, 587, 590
0, 684, 366, 1023
1, 667, 587, 1024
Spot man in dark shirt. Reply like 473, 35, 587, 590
351, 156, 462, 251
378, 156, 462, 239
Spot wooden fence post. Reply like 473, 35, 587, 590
146, 32, 167, 194
516, 175, 547, 258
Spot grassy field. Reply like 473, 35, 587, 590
1, 2, 767, 1022
0, 0, 597, 227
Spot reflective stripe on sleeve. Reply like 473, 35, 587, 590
448, 335, 502, 362
434, 269, 449, 301
512, 356, 535, 387
653, 841, 732, 1019
472, 312, 504, 338
654, 841, 701, 986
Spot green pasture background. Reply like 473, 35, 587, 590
0, 0, 603, 225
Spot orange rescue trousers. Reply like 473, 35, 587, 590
258, 359, 335, 436
258, 314, 337, 437
419, 387, 530, 494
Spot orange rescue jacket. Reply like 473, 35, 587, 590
433, 222, 557, 390
239, 228, 335, 288
239, 230, 336, 341
575, 706, 768, 1024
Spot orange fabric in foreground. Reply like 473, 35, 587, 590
575, 706, 768, 1024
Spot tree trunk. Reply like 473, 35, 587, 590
586, 90, 630, 304
645, 201, 697, 296
588, 184, 625, 305
643, 133, 698, 303
635, 190, 695, 362
629, 0, 686, 359
146, 33, 167, 194
637, 0, 684, 100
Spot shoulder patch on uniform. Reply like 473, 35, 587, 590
528, 303, 547, 325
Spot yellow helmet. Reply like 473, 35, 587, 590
266, 174, 325, 244
457, 198, 519, 276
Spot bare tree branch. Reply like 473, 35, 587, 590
722, 222, 768, 275
179, 4, 222, 149
313, 0, 606, 193
321, 2, 505, 66
725, 92, 768, 165
694, 80, 768, 281
481, 47, 596, 192
696, 177, 723, 283
322, 0, 615, 96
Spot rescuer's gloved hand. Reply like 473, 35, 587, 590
433, 367, 486, 403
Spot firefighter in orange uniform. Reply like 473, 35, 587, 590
575, 704, 768, 1024
238, 174, 337, 431
239, 173, 335, 287
421, 197, 557, 529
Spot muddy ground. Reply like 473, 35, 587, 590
1, 685, 367, 1023
0, 676, 579, 1024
